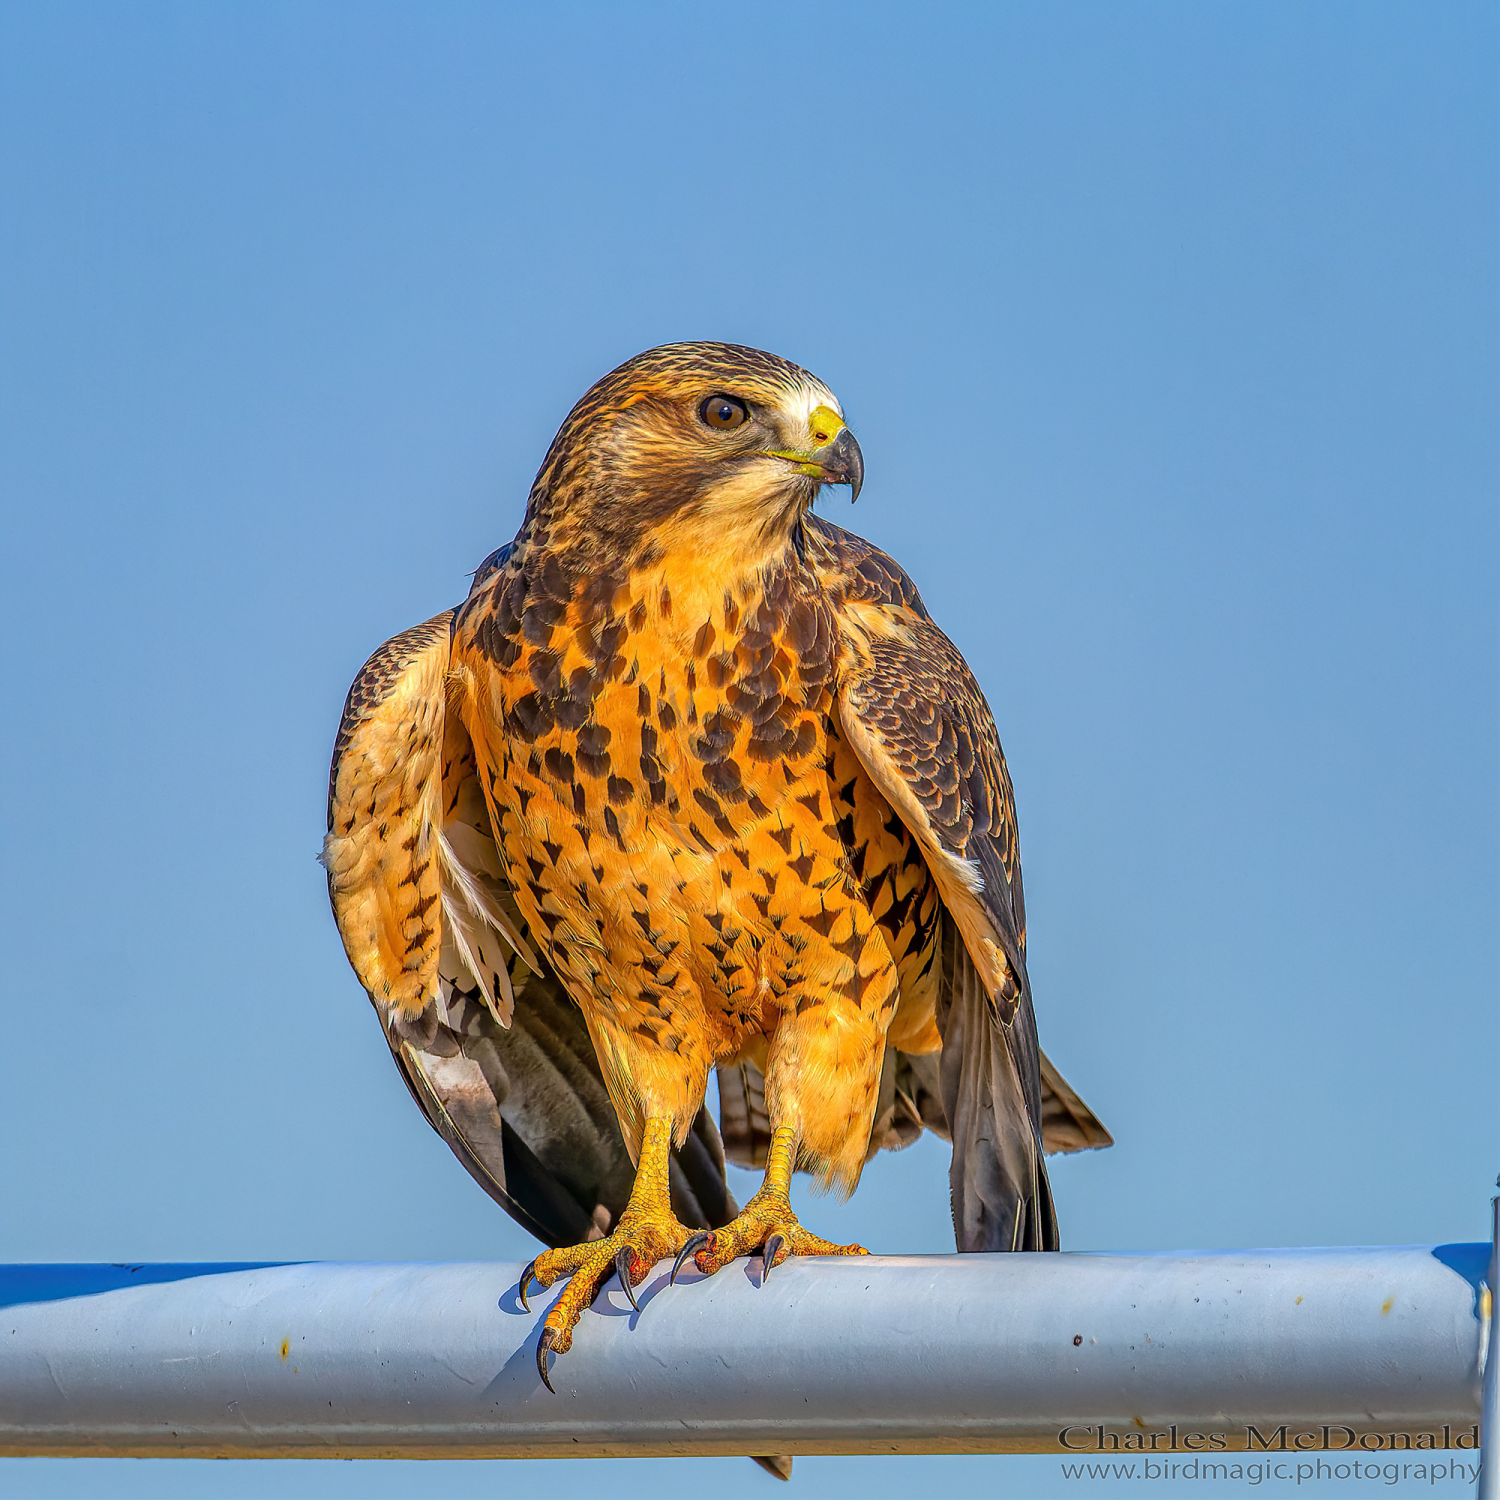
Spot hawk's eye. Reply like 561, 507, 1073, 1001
699, 394, 749, 431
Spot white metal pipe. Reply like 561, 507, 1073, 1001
0, 1248, 1486, 1460
1479, 1193, 1499, 1500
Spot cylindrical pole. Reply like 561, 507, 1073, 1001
0, 1247, 1487, 1460
1479, 1185, 1499, 1500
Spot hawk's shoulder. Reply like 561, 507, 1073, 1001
803, 514, 929, 617
469, 540, 516, 595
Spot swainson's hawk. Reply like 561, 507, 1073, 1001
324, 342, 1110, 1390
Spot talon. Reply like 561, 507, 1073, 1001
518, 1259, 537, 1313
762, 1232, 787, 1282
536, 1326, 557, 1393
671, 1230, 713, 1284
615, 1246, 640, 1311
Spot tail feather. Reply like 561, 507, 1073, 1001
934, 912, 1058, 1252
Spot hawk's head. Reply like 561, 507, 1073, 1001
526, 342, 863, 568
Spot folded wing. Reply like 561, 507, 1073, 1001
804, 517, 1111, 1252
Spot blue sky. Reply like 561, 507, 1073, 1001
0, 3, 1494, 1497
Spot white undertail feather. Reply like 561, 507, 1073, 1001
438, 825, 541, 971
940, 846, 985, 897
439, 890, 513, 1026
435, 821, 547, 1031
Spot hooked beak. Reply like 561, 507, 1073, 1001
769, 404, 864, 502
812, 424, 864, 503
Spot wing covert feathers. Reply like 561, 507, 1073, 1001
834, 621, 1026, 1026
324, 613, 455, 1020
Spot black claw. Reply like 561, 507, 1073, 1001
536, 1327, 557, 1393
518, 1259, 538, 1313
671, 1230, 713, 1285
762, 1233, 787, 1283
615, 1247, 640, 1311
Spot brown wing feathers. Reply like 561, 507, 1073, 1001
837, 620, 1028, 1023
935, 911, 1058, 1251
325, 612, 453, 1020
810, 517, 1071, 1251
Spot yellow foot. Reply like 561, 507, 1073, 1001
674, 1188, 868, 1282
519, 1210, 693, 1391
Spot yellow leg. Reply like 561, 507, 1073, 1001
520, 1116, 693, 1390
682, 1123, 868, 1278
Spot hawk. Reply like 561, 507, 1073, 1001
324, 342, 1110, 1390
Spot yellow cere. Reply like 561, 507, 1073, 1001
807, 404, 846, 447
